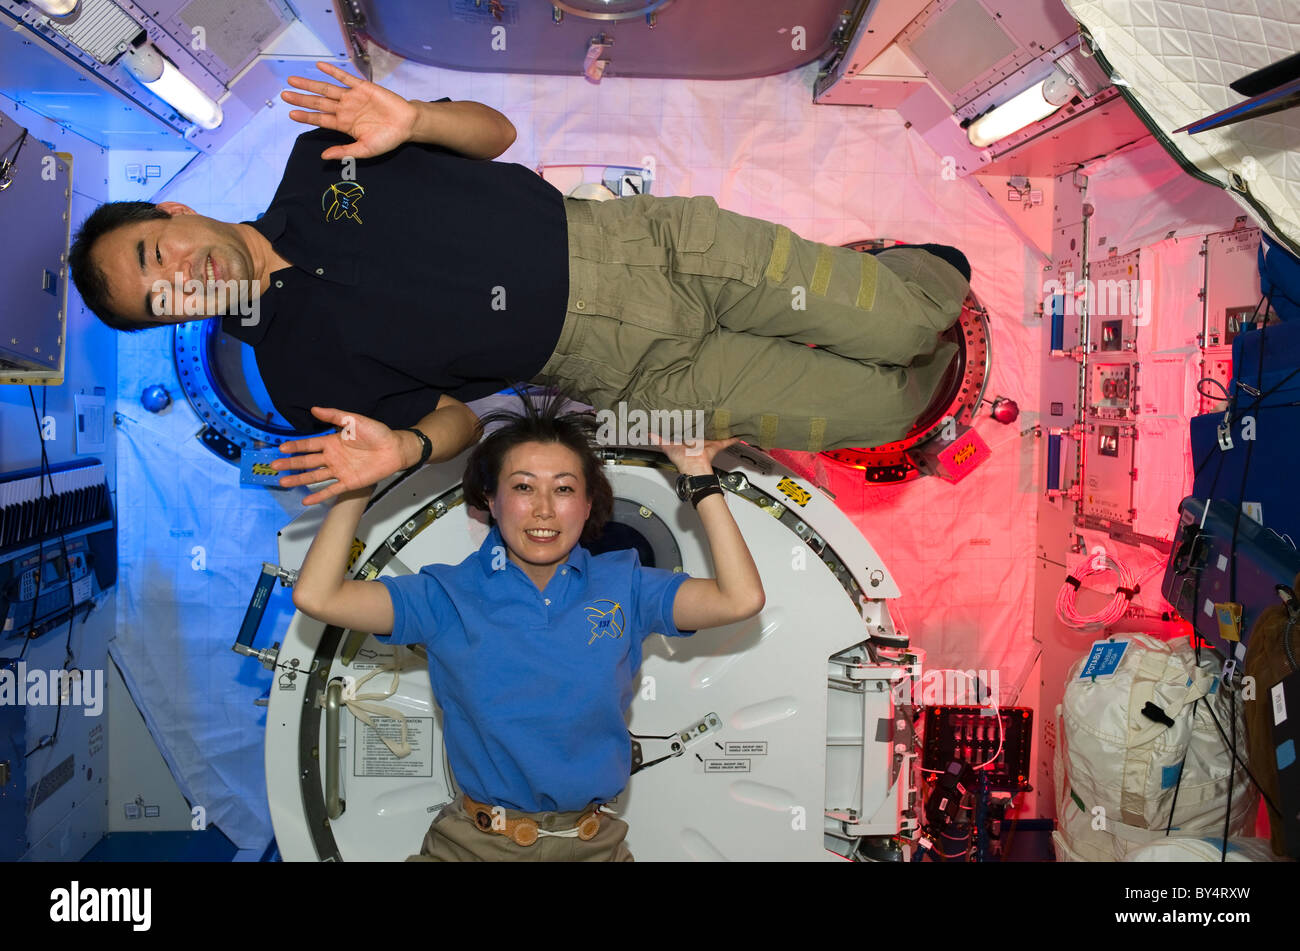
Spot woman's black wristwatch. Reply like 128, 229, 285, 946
676, 473, 723, 508
398, 427, 433, 470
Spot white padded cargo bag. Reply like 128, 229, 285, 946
1121, 836, 1280, 862
1053, 635, 1255, 861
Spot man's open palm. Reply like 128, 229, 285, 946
282, 62, 417, 160
273, 407, 407, 505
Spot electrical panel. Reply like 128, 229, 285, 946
1048, 223, 1272, 547
1197, 225, 1268, 419
0, 108, 71, 385
1198, 352, 1234, 415
1076, 247, 1146, 531
1088, 362, 1136, 420
1088, 250, 1143, 353
0, 650, 108, 860
920, 706, 1034, 792
1042, 170, 1087, 501
1203, 227, 1264, 348
1081, 422, 1135, 526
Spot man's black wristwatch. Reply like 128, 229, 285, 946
675, 473, 723, 508
397, 427, 432, 470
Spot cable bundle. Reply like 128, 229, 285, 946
1057, 553, 1140, 630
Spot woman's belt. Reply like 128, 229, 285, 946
462, 794, 604, 847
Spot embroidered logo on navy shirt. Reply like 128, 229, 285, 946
584, 600, 626, 645
322, 181, 365, 223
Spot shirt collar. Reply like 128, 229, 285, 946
219, 311, 269, 345
477, 524, 589, 577
248, 207, 286, 243
565, 539, 590, 575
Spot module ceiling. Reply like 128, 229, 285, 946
351, 0, 854, 80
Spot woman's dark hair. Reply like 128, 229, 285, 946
68, 201, 173, 332
462, 389, 614, 545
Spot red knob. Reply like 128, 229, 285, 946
991, 397, 1019, 424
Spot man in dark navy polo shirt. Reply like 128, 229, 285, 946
71, 64, 533, 497
221, 118, 568, 438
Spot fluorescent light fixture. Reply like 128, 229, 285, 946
29, 0, 79, 16
967, 68, 1073, 148
121, 43, 223, 131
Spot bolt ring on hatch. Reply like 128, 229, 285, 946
818, 239, 991, 484
174, 320, 328, 463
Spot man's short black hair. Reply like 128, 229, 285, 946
68, 201, 172, 332
462, 388, 614, 545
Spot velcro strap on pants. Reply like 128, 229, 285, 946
765, 226, 792, 283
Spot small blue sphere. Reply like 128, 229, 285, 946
141, 384, 171, 413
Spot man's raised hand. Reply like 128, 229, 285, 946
282, 62, 417, 160
272, 407, 410, 506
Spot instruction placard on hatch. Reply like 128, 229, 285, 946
353, 717, 434, 777
704, 759, 750, 773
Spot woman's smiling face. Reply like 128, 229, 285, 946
488, 440, 593, 588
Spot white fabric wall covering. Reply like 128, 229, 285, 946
1067, 0, 1300, 253
1082, 138, 1246, 252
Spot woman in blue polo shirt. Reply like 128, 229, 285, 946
291, 396, 765, 860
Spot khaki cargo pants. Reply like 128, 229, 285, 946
404, 796, 635, 862
533, 195, 968, 452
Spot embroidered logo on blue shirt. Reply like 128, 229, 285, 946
585, 600, 626, 645
322, 181, 365, 223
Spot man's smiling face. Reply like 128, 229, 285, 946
90, 201, 259, 325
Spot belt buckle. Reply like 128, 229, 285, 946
510, 819, 539, 847
576, 812, 601, 841
471, 801, 540, 847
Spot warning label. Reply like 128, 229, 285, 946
353, 716, 434, 777
704, 759, 750, 773
724, 742, 767, 756
349, 654, 397, 672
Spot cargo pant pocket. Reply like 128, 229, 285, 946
589, 195, 749, 340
